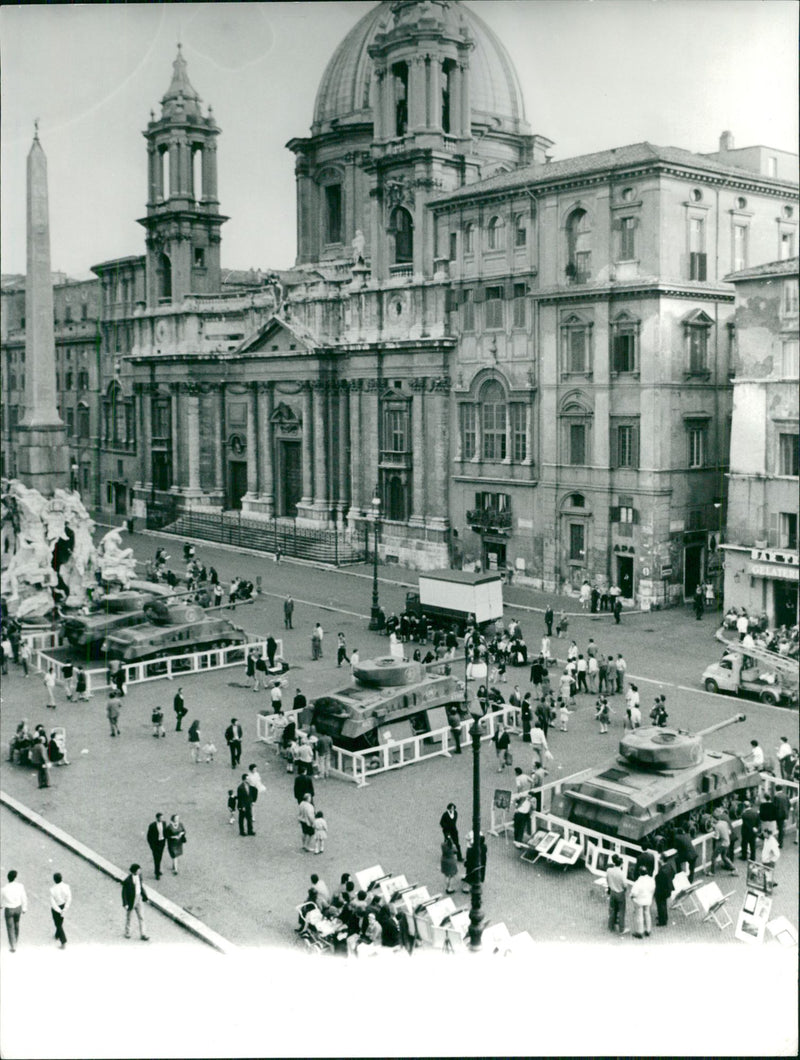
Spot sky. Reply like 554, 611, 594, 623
1, 0, 797, 281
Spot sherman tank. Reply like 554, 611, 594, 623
101, 600, 246, 663
549, 714, 760, 843
62, 582, 176, 652
311, 657, 463, 752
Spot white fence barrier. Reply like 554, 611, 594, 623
31, 637, 275, 695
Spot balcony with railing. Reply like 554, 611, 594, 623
466, 507, 513, 532
379, 450, 412, 469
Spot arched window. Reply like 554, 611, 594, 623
481, 380, 507, 461
158, 253, 172, 301
191, 144, 203, 201
392, 207, 413, 264
487, 216, 505, 252
566, 209, 591, 283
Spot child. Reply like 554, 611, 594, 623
313, 809, 328, 854
558, 698, 572, 732
595, 697, 610, 734
202, 739, 217, 763
227, 789, 237, 825
151, 705, 166, 738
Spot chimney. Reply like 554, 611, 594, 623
719, 130, 734, 152
531, 134, 555, 165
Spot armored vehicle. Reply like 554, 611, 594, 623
101, 601, 246, 663
311, 656, 462, 752
62, 582, 174, 652
549, 714, 759, 844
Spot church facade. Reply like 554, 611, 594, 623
5, 1, 798, 604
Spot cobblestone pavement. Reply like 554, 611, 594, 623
2, 529, 796, 953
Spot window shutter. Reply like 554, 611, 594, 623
504, 280, 515, 299
632, 426, 640, 469
632, 508, 640, 525
610, 506, 619, 523
768, 512, 780, 547
445, 289, 459, 312
610, 426, 618, 469
473, 287, 485, 304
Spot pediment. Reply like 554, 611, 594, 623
234, 314, 319, 357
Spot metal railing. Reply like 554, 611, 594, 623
466, 508, 513, 531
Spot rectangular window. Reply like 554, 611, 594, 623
462, 289, 475, 331
384, 406, 408, 452
781, 340, 799, 377
569, 522, 585, 562
65, 408, 74, 436
449, 231, 457, 261
510, 403, 527, 463
781, 232, 795, 259
515, 218, 527, 248
779, 433, 799, 476
464, 225, 474, 255
106, 482, 114, 504
767, 156, 778, 178
325, 184, 342, 245
460, 404, 476, 460
733, 224, 748, 271
574, 251, 591, 284
688, 425, 705, 468
152, 399, 171, 443
569, 423, 586, 465
612, 331, 635, 373
512, 283, 527, 328
151, 451, 172, 492
689, 217, 705, 252
689, 328, 708, 373
569, 328, 586, 373
484, 286, 504, 330
77, 405, 90, 440
616, 425, 635, 468
620, 217, 635, 260
780, 512, 798, 549
194, 247, 205, 267
65, 371, 74, 390
783, 280, 799, 316
482, 401, 507, 461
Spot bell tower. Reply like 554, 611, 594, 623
139, 45, 227, 307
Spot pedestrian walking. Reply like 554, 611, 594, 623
165, 814, 187, 874
493, 723, 512, 772
579, 580, 591, 611
313, 809, 328, 854
558, 700, 573, 731
254, 652, 268, 691
173, 688, 187, 731
213, 582, 224, 608
596, 696, 611, 734
44, 667, 57, 708
187, 719, 202, 762
776, 737, 793, 780
350, 647, 360, 670
284, 595, 294, 629
270, 680, 284, 714
544, 606, 554, 637
246, 649, 257, 689
311, 622, 324, 660
121, 864, 149, 940
151, 705, 166, 738
555, 611, 568, 638
19, 640, 31, 677
654, 855, 676, 927
672, 827, 698, 883
2, 870, 27, 952
761, 831, 781, 886
739, 800, 760, 862
62, 661, 75, 701
75, 666, 90, 701
439, 803, 463, 859
693, 585, 704, 621
576, 655, 588, 693
441, 836, 459, 893
613, 597, 623, 624
294, 770, 315, 803
237, 774, 256, 836
49, 872, 72, 948
709, 815, 737, 876
606, 854, 628, 935
298, 792, 316, 851
587, 654, 599, 694
615, 654, 627, 694
147, 812, 167, 879
336, 632, 350, 667
225, 718, 243, 769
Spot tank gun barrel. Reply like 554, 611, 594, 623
696, 713, 746, 738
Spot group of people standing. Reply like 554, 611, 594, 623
2, 869, 72, 951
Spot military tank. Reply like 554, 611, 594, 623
62, 582, 177, 652
548, 714, 759, 843
101, 600, 247, 663
311, 656, 463, 752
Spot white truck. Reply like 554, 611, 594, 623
702, 649, 798, 707
405, 570, 504, 632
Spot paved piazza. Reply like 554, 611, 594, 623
1, 532, 797, 1056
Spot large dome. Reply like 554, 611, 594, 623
312, 1, 528, 132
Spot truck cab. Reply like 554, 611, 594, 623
703, 651, 797, 707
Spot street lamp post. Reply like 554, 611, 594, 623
464, 630, 487, 951
368, 484, 382, 630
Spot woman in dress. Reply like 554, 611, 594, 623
441, 835, 459, 894
187, 719, 202, 763
165, 813, 187, 875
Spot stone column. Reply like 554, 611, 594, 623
409, 383, 426, 525
523, 400, 534, 466
168, 142, 180, 198
450, 63, 462, 136
185, 391, 201, 494
147, 145, 158, 203
257, 383, 274, 516
300, 384, 313, 505
338, 386, 350, 516
428, 386, 449, 526
384, 68, 395, 137
312, 383, 328, 512
245, 384, 258, 497
139, 387, 152, 487
429, 57, 442, 129
349, 384, 363, 516
210, 385, 224, 497
373, 71, 384, 139
459, 60, 470, 139
206, 142, 218, 202
170, 388, 180, 491
409, 56, 426, 130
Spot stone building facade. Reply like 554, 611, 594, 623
721, 257, 799, 627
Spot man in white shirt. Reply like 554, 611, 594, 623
2, 870, 28, 952
630, 867, 656, 938
745, 739, 765, 772
49, 872, 72, 948
736, 612, 750, 640
776, 737, 793, 779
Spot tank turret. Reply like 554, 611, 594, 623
62, 582, 186, 651
619, 714, 746, 770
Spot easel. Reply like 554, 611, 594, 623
671, 874, 705, 918
490, 788, 513, 840
695, 882, 735, 930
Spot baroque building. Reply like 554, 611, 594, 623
721, 257, 799, 627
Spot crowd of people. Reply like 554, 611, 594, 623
723, 606, 799, 661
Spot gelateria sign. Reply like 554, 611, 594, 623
749, 563, 799, 582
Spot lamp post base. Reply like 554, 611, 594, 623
368, 606, 384, 631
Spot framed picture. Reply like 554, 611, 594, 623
745, 861, 774, 894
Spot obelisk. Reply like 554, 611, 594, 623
15, 121, 70, 493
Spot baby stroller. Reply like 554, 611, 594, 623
295, 903, 335, 954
